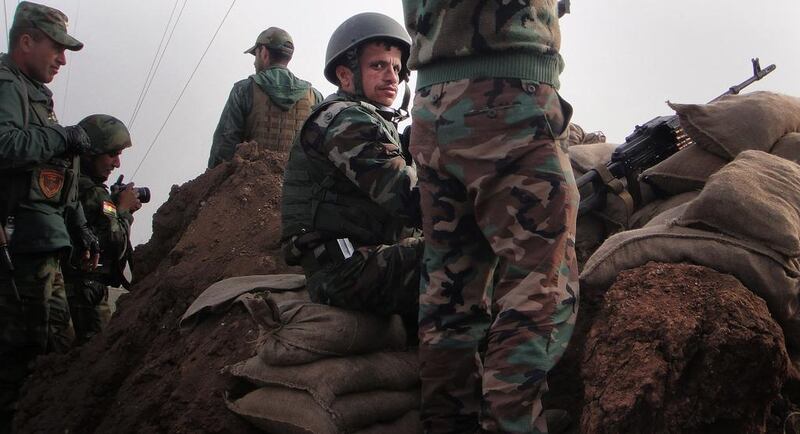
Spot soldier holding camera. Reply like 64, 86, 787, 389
64, 114, 144, 345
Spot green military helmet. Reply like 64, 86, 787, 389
244, 27, 294, 57
12, 1, 83, 50
324, 12, 411, 85
78, 114, 132, 155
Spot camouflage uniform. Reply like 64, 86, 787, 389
208, 28, 323, 168
0, 2, 86, 431
64, 115, 135, 345
280, 91, 423, 321
403, 1, 579, 433
64, 175, 132, 344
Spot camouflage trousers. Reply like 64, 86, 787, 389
65, 278, 112, 346
410, 78, 580, 434
0, 252, 74, 433
305, 236, 424, 323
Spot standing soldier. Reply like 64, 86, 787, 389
65, 115, 141, 346
403, 1, 579, 433
0, 1, 99, 431
208, 27, 323, 168
280, 13, 422, 330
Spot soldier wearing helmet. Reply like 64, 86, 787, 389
403, 1, 579, 432
280, 13, 422, 331
207, 27, 323, 168
64, 114, 141, 345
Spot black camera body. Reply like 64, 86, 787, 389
111, 175, 151, 203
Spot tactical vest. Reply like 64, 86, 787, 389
243, 84, 314, 153
0, 60, 80, 253
0, 65, 79, 220
280, 98, 406, 248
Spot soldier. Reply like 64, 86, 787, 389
403, 1, 579, 433
0, 1, 99, 431
208, 27, 323, 168
280, 13, 422, 329
64, 115, 141, 346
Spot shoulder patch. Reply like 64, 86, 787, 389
102, 200, 118, 217
316, 101, 357, 125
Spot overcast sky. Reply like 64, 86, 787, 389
3, 0, 798, 246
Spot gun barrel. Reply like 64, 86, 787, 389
713, 60, 776, 101
0, 226, 20, 302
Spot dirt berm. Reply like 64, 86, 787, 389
12, 143, 800, 433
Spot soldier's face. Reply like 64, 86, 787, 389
90, 151, 122, 181
358, 42, 401, 107
254, 46, 269, 72
20, 34, 66, 83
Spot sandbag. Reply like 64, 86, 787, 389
249, 297, 408, 365
226, 386, 419, 434
628, 191, 699, 229
770, 132, 800, 163
569, 142, 618, 174
354, 411, 421, 434
228, 351, 419, 406
641, 144, 727, 195
180, 274, 307, 331
669, 91, 800, 160
580, 223, 800, 352
644, 202, 691, 228
567, 123, 605, 147
676, 150, 800, 257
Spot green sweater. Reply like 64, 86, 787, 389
402, 0, 565, 89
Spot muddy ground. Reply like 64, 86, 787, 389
13, 143, 800, 433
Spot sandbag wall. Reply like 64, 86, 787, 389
581, 91, 800, 358
225, 294, 421, 434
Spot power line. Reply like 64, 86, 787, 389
128, 0, 183, 127
131, 0, 237, 179
59, 0, 80, 118
3, 0, 11, 50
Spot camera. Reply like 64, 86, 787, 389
112, 175, 151, 203
133, 187, 151, 203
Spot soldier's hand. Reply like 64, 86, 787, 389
64, 125, 92, 155
77, 224, 100, 271
117, 184, 142, 214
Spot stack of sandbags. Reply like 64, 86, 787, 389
582, 150, 800, 357
640, 91, 800, 204
568, 140, 625, 267
225, 295, 421, 434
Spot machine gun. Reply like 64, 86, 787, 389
577, 58, 776, 215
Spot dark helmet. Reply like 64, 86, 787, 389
324, 12, 411, 86
78, 114, 132, 155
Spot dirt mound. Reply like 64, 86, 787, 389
12, 140, 800, 433
548, 262, 794, 434
14, 143, 297, 434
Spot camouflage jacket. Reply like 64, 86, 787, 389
283, 91, 419, 246
402, 0, 564, 89
64, 174, 132, 284
0, 53, 86, 253
208, 66, 323, 167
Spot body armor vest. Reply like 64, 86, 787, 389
0, 64, 79, 222
244, 84, 314, 153
280, 97, 406, 248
